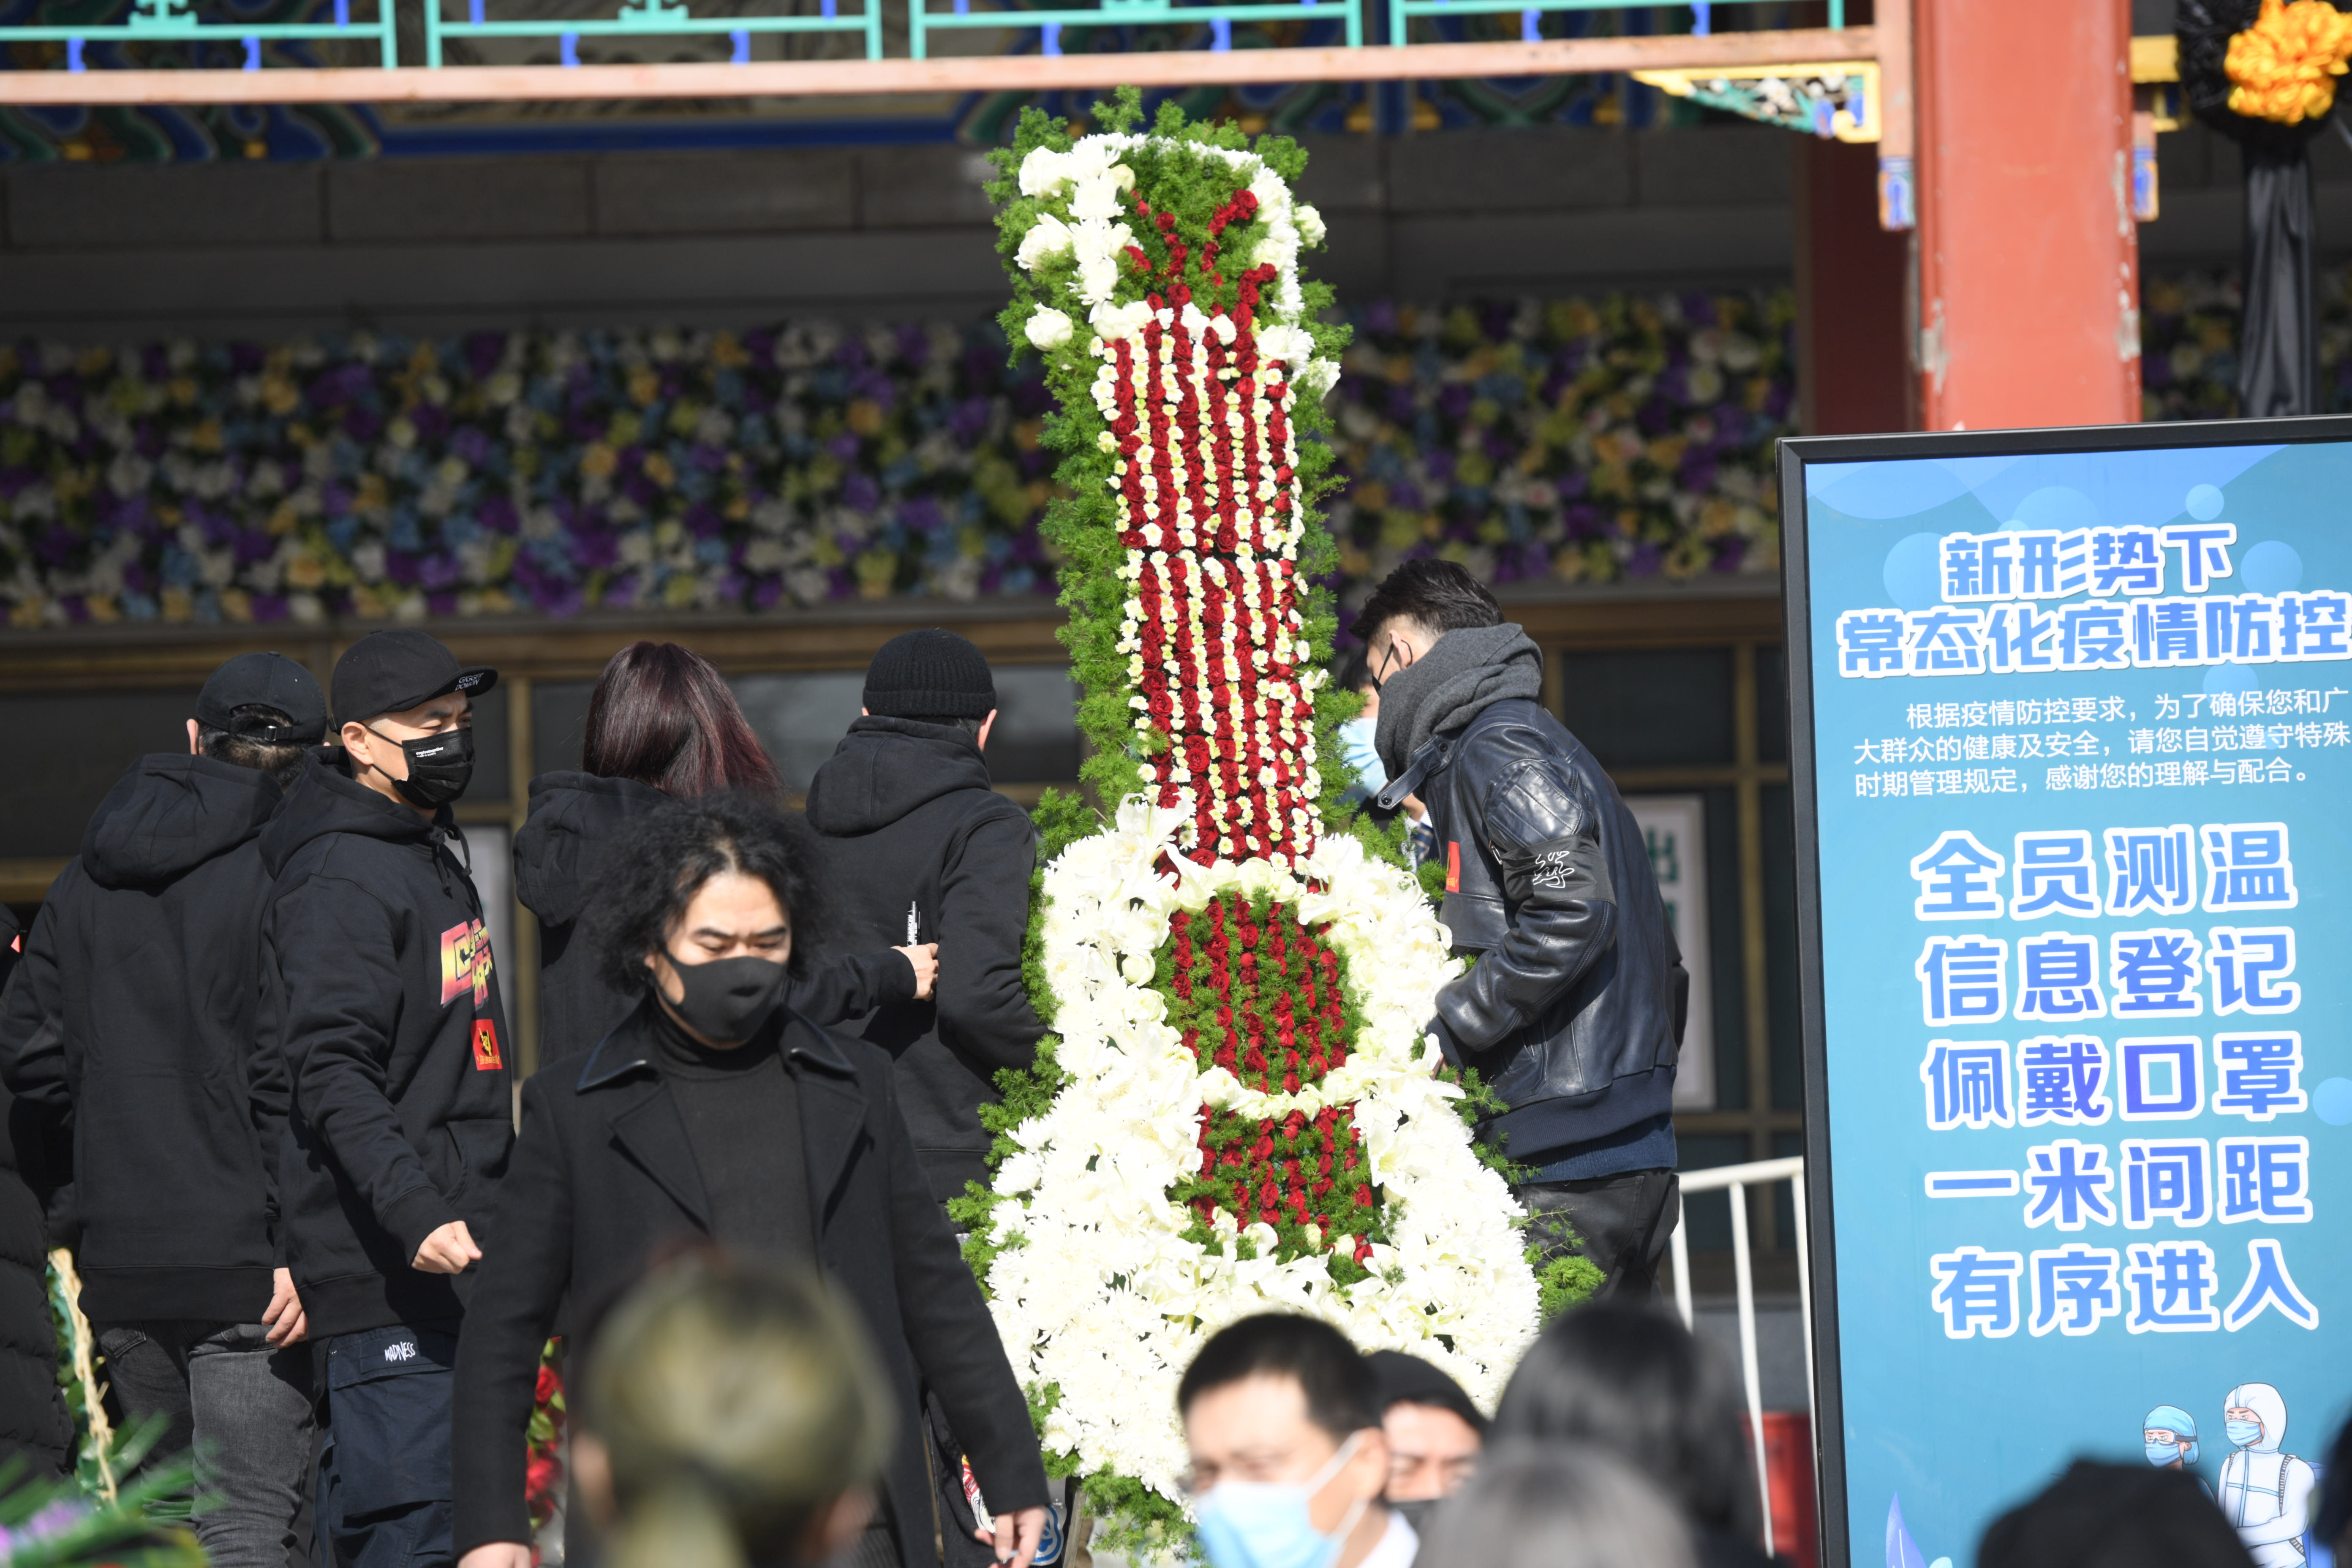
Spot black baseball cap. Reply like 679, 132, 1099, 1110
1367, 1350, 1488, 1435
332, 629, 498, 727
196, 652, 329, 744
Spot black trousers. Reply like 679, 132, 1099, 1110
1516, 1167, 1682, 1300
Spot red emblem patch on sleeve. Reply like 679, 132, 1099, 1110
471, 1019, 504, 1071
1446, 841, 1462, 894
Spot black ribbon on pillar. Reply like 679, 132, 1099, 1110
2179, 0, 2335, 418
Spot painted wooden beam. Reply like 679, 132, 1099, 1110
0, 24, 1869, 103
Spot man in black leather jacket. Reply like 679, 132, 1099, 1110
1360, 560, 1685, 1297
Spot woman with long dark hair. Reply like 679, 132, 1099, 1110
516, 641, 934, 1062
1490, 1303, 1780, 1568
451, 795, 1049, 1568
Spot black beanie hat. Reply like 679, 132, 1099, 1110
864, 629, 995, 720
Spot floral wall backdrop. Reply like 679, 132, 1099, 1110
0, 291, 1795, 630
0, 267, 2299, 633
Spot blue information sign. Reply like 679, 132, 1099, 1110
1780, 420, 2352, 1568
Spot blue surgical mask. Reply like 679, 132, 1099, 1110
2146, 1440, 2182, 1467
1337, 716, 1386, 793
1194, 1434, 1367, 1568
2226, 1419, 2263, 1448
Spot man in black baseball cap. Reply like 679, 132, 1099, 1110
1, 651, 327, 1566
258, 627, 511, 1568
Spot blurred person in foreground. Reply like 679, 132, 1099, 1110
450, 794, 1047, 1568
1354, 558, 1685, 1296
1178, 1314, 1412, 1568
517, 640, 934, 1063
1366, 1350, 1484, 1521
2314, 1411, 2352, 1565
567, 1252, 893, 1568
1415, 1441, 1696, 1568
1977, 1460, 2254, 1568
1492, 1303, 1776, 1568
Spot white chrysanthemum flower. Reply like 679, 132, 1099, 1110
1017, 212, 1075, 271
1089, 300, 1154, 343
1024, 308, 1075, 349
1019, 145, 1071, 198
1255, 323, 1315, 368
1296, 202, 1326, 246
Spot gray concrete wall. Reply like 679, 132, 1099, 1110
0, 125, 1798, 340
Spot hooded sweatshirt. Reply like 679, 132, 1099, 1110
0, 754, 286, 1323
259, 756, 514, 1337
0, 905, 73, 1480
803, 717, 1045, 1203
514, 771, 919, 1062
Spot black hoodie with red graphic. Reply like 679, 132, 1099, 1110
259, 754, 513, 1339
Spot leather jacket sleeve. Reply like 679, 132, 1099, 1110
1431, 757, 1619, 1058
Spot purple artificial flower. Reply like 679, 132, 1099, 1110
426, 591, 459, 616
1437, 385, 1473, 423
418, 555, 463, 591
479, 495, 519, 534
1628, 542, 1663, 577
1712, 537, 1748, 573
842, 473, 881, 512
235, 529, 275, 566
1362, 301, 1399, 335
251, 593, 289, 621
385, 551, 421, 586
463, 332, 505, 379
827, 431, 860, 463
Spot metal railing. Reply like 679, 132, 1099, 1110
1386, 0, 1840, 49
0, 0, 1853, 70
423, 0, 883, 65
9, 0, 398, 70
1667, 1153, 1809, 1554
910, 0, 1358, 63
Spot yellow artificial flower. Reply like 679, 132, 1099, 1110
2227, 0, 2352, 124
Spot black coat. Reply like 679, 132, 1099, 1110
1407, 698, 1684, 1161
448, 996, 1048, 1560
804, 718, 1045, 1203
0, 909, 73, 1481
0, 754, 286, 1323
515, 771, 920, 1063
259, 757, 515, 1337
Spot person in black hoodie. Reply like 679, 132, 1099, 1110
259, 628, 513, 1568
803, 629, 1045, 1212
0, 651, 326, 1563
0, 905, 74, 1485
517, 640, 934, 1065
450, 795, 1049, 1568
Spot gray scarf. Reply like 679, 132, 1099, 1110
1372, 622, 1545, 780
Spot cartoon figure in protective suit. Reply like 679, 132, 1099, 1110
2145, 1405, 2213, 1499
2218, 1383, 2316, 1568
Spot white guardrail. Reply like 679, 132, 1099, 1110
1665, 1154, 1810, 1551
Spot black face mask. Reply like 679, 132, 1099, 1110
370, 724, 474, 809
1389, 1499, 1440, 1535
661, 952, 789, 1044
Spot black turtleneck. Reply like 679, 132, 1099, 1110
649, 1000, 814, 1263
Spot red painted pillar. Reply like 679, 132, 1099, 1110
1913, 0, 2140, 429
1794, 137, 1912, 435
